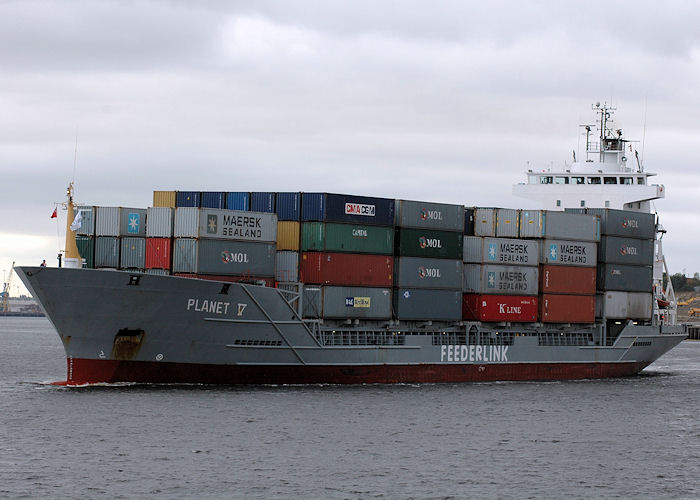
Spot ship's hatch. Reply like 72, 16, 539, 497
112, 328, 145, 360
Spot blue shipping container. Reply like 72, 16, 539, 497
276, 192, 301, 221
302, 193, 395, 226
201, 192, 225, 209
226, 192, 249, 211
251, 192, 276, 213
176, 191, 200, 208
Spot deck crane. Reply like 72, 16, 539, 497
1, 261, 15, 313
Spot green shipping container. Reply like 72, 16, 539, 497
301, 222, 394, 254
76, 235, 95, 268
395, 228, 463, 259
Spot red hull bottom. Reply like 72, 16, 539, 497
58, 358, 651, 385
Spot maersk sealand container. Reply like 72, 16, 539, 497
302, 193, 395, 226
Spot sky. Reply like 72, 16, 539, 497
1, 0, 699, 296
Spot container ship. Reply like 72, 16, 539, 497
16, 104, 687, 385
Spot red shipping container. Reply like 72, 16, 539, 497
539, 265, 596, 295
174, 273, 275, 287
539, 294, 595, 323
300, 252, 393, 286
462, 294, 538, 322
146, 238, 172, 270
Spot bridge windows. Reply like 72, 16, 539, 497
554, 176, 569, 184
540, 176, 553, 184
621, 177, 633, 185
572, 176, 585, 184
637, 177, 645, 185
604, 177, 617, 184
587, 177, 601, 184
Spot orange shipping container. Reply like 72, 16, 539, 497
145, 238, 172, 270
538, 294, 595, 323
539, 265, 596, 295
277, 221, 300, 251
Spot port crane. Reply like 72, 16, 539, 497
1, 262, 15, 313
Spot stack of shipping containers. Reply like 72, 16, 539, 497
94, 207, 147, 270
394, 200, 464, 321
275, 193, 301, 283
75, 205, 96, 268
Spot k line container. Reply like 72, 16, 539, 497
540, 239, 597, 267
464, 208, 475, 236
275, 251, 299, 282
176, 191, 200, 208
250, 192, 276, 213
201, 192, 226, 209
276, 192, 301, 221
120, 237, 146, 269
462, 294, 538, 322
539, 265, 596, 295
95, 236, 120, 268
145, 237, 172, 270
568, 208, 656, 239
277, 221, 300, 251
596, 263, 652, 292
303, 286, 392, 319
394, 228, 463, 259
598, 236, 654, 266
153, 191, 176, 208
395, 200, 464, 232
543, 211, 599, 242
474, 208, 496, 237
74, 206, 96, 235
463, 264, 538, 295
76, 235, 95, 268
146, 207, 174, 237
394, 257, 463, 290
393, 288, 462, 321
300, 252, 393, 287
539, 294, 595, 323
226, 192, 249, 211
596, 291, 653, 320
496, 208, 519, 238
302, 193, 395, 226
463, 237, 539, 266
301, 222, 393, 254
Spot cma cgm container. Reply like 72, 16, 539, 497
462, 295, 538, 322
276, 192, 301, 221
76, 235, 95, 268
395, 200, 464, 231
463, 264, 538, 296
596, 291, 653, 320
539, 294, 595, 323
302, 193, 395, 226
463, 237, 539, 266
95, 236, 120, 268
394, 228, 463, 259
539, 265, 596, 295
96, 207, 147, 237
598, 237, 654, 266
250, 192, 276, 213
596, 263, 652, 292
275, 251, 299, 282
146, 207, 173, 238
172, 239, 276, 276
74, 206, 96, 236
301, 222, 393, 255
473, 208, 496, 237
568, 208, 656, 239
303, 286, 392, 319
225, 192, 249, 211
394, 257, 462, 289
120, 237, 146, 270
300, 252, 393, 287
201, 192, 226, 209
175, 208, 277, 242
145, 238, 172, 270
540, 239, 597, 267
495, 208, 519, 238
394, 289, 462, 321
176, 191, 200, 208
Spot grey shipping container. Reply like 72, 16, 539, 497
597, 263, 652, 292
75, 206, 96, 235
543, 211, 599, 242
394, 257, 462, 289
119, 208, 147, 237
174, 239, 276, 276
303, 286, 392, 319
463, 236, 539, 266
120, 237, 146, 269
596, 291, 653, 320
496, 208, 519, 238
174, 207, 199, 237
146, 207, 174, 237
598, 236, 654, 266
474, 208, 496, 237
95, 236, 120, 268
393, 288, 462, 321
96, 207, 120, 236
568, 208, 656, 239
275, 251, 299, 282
519, 210, 544, 238
540, 239, 597, 267
395, 200, 464, 232
463, 264, 538, 295
172, 238, 197, 273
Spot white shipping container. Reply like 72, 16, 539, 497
174, 208, 199, 238
147, 207, 174, 237
96, 206, 120, 236
596, 291, 653, 320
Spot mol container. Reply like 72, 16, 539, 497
598, 237, 654, 266
146, 207, 173, 238
74, 206, 96, 235
463, 264, 538, 296
275, 251, 299, 282
463, 236, 539, 266
96, 207, 147, 237
393, 289, 462, 321
462, 295, 537, 322
120, 237, 146, 270
225, 192, 249, 211
172, 239, 276, 276
540, 239, 597, 267
568, 208, 656, 239
300, 252, 393, 287
95, 237, 120, 268
302, 286, 392, 319
596, 291, 653, 321
539, 265, 596, 295
539, 294, 595, 323
495, 208, 519, 238
394, 228, 463, 259
473, 208, 496, 237
395, 200, 464, 232
76, 235, 95, 268
302, 193, 395, 226
596, 264, 652, 292
301, 222, 393, 255
174, 208, 277, 242
145, 238, 172, 270
394, 257, 463, 290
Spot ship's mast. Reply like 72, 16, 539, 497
63, 183, 82, 268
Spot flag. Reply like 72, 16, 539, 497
50, 208, 57, 219
70, 210, 82, 231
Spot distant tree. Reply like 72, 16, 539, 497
694, 272, 700, 280
671, 273, 689, 291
